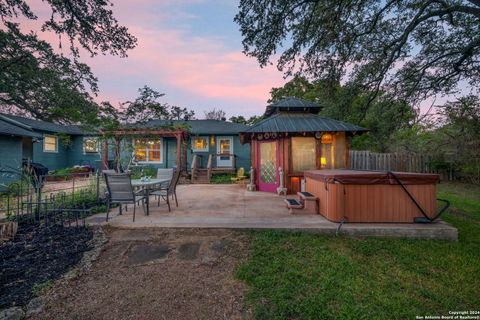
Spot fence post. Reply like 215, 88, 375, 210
96, 173, 100, 204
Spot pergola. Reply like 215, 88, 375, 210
101, 128, 189, 172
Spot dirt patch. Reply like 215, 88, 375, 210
34, 227, 252, 320
0, 223, 93, 309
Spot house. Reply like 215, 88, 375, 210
240, 97, 367, 194
0, 113, 251, 187
0, 114, 100, 187
103, 119, 250, 182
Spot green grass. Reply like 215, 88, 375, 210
32, 279, 54, 296
236, 182, 480, 319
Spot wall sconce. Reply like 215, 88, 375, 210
210, 135, 215, 145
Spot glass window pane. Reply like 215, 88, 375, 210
134, 148, 147, 162
134, 138, 162, 162
292, 137, 316, 172
44, 135, 57, 152
148, 149, 161, 162
220, 139, 231, 154
84, 138, 98, 153
193, 137, 208, 151
260, 142, 277, 183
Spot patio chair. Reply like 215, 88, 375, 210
157, 168, 174, 181
151, 169, 180, 211
104, 173, 146, 222
231, 167, 247, 183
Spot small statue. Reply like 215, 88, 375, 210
277, 166, 287, 196
246, 166, 256, 191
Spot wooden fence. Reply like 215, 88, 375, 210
349, 151, 454, 180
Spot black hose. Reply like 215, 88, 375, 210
387, 171, 450, 222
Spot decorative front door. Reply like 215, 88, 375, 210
216, 136, 233, 167
257, 141, 278, 192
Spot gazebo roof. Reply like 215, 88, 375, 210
264, 97, 322, 117
242, 112, 367, 134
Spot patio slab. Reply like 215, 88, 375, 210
87, 184, 458, 240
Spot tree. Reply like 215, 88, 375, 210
204, 108, 226, 120
0, 23, 99, 123
230, 115, 263, 125
168, 106, 196, 121
0, 0, 136, 123
269, 76, 416, 152
235, 0, 480, 105
99, 86, 196, 170
229, 115, 247, 124
437, 96, 480, 183
0, 0, 137, 57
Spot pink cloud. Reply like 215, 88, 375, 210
10, 0, 287, 117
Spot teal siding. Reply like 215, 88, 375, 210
233, 136, 250, 170
32, 134, 69, 170
67, 136, 101, 168
0, 135, 23, 188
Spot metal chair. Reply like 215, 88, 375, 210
151, 170, 180, 211
157, 168, 174, 182
104, 173, 146, 222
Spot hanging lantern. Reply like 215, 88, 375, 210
321, 133, 333, 144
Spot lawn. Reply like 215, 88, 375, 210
236, 182, 480, 319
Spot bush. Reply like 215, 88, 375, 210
210, 173, 234, 184
130, 166, 157, 179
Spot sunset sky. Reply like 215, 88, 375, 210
28, 0, 287, 119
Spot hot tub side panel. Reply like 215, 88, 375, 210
305, 177, 437, 223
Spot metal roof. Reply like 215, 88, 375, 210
0, 117, 43, 138
264, 97, 322, 117
0, 113, 84, 135
141, 119, 249, 135
242, 112, 367, 133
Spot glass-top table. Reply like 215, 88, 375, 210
131, 178, 170, 215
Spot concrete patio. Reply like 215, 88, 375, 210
87, 184, 458, 240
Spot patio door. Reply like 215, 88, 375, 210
216, 136, 233, 167
257, 141, 278, 192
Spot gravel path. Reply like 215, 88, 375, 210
34, 227, 252, 320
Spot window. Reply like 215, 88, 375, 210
192, 137, 209, 152
292, 137, 316, 172
133, 138, 162, 163
43, 135, 58, 152
83, 137, 99, 154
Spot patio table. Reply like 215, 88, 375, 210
131, 178, 170, 215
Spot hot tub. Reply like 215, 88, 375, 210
304, 170, 440, 223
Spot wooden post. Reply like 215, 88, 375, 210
176, 132, 182, 172
102, 140, 108, 170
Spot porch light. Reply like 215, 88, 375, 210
210, 135, 215, 145
321, 133, 333, 144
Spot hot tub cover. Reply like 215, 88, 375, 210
304, 170, 440, 185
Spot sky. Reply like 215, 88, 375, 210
27, 0, 287, 119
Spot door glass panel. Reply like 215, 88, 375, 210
219, 139, 230, 154
260, 142, 276, 184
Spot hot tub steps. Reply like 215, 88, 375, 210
285, 192, 319, 215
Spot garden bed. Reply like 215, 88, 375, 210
0, 223, 93, 309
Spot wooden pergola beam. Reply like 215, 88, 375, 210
100, 128, 189, 171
